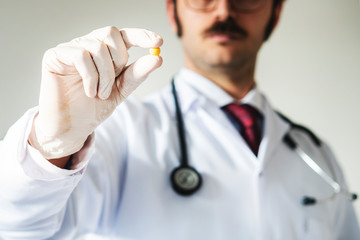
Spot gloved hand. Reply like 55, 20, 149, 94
28, 26, 163, 159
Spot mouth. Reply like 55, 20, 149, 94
205, 32, 245, 43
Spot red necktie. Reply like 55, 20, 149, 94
222, 104, 262, 156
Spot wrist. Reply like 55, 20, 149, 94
28, 114, 88, 160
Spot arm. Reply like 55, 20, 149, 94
0, 107, 127, 239
0, 26, 162, 239
0, 108, 92, 239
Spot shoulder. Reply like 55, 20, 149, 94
278, 112, 343, 179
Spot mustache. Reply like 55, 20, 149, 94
204, 17, 248, 38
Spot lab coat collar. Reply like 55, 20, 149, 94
176, 68, 264, 114
174, 68, 291, 168
257, 99, 290, 170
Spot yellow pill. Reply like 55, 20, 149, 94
149, 47, 161, 56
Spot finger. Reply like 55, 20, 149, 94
116, 55, 163, 100
48, 45, 99, 98
120, 28, 163, 49
72, 38, 116, 100
89, 26, 128, 77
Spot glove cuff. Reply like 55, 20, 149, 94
28, 114, 88, 159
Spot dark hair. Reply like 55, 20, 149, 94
172, 0, 183, 37
264, 0, 283, 40
171, 0, 284, 40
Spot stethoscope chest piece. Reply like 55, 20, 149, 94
171, 166, 202, 196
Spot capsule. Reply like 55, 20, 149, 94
149, 47, 161, 56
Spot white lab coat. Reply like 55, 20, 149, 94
0, 69, 359, 240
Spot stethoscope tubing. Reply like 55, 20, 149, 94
171, 79, 202, 196
171, 79, 189, 167
283, 134, 341, 193
170, 78, 356, 205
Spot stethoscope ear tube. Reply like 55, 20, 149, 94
284, 133, 357, 206
277, 112, 321, 147
302, 193, 358, 206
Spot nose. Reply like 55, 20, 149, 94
214, 0, 235, 20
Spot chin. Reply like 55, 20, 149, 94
206, 52, 235, 66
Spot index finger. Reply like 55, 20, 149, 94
120, 28, 163, 49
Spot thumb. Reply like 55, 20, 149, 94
117, 55, 163, 100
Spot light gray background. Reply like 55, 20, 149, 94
0, 0, 359, 230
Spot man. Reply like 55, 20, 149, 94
0, 0, 359, 239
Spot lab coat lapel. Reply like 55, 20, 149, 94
205, 101, 261, 169
258, 99, 290, 171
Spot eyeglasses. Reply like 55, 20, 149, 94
184, 0, 267, 13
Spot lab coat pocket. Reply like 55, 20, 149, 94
303, 203, 333, 240
304, 217, 333, 240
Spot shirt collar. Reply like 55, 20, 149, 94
176, 68, 265, 114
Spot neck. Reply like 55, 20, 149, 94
185, 61, 256, 100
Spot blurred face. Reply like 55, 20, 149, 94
167, 0, 281, 75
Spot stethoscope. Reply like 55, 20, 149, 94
170, 79, 357, 206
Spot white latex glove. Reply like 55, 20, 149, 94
28, 26, 163, 159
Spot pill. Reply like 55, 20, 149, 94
149, 47, 161, 56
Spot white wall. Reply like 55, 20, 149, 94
0, 0, 359, 230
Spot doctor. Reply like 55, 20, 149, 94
0, 0, 359, 239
